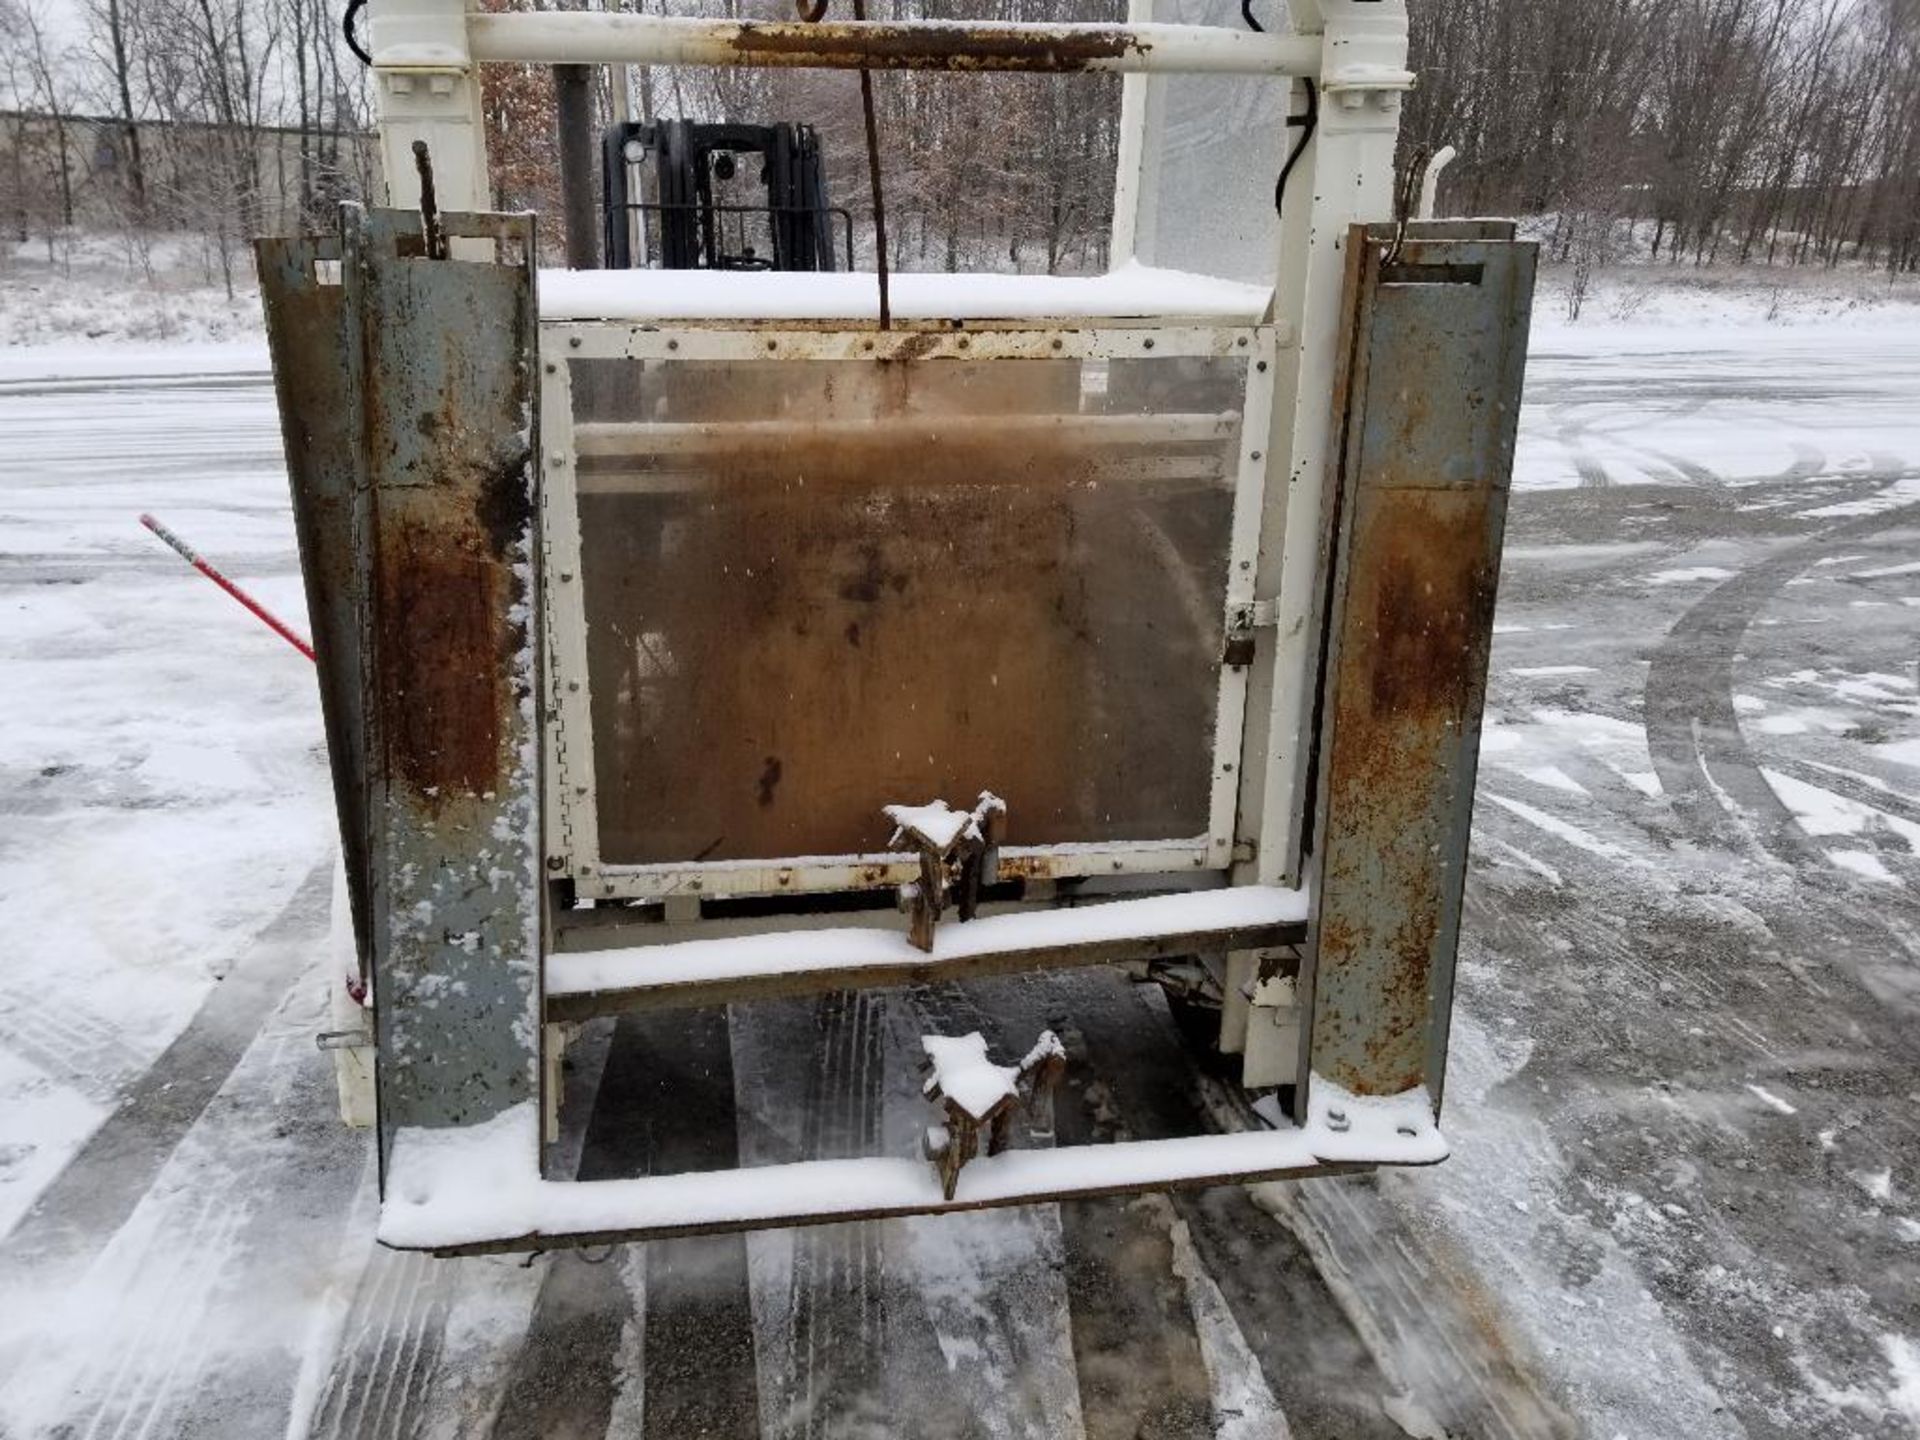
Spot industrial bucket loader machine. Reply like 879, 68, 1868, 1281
261, 0, 1535, 1255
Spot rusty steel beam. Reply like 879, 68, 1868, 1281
464, 13, 1320, 75
257, 234, 371, 972
1299, 222, 1537, 1109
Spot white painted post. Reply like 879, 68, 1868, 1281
1108, 0, 1156, 266
1239, 0, 1411, 888
368, 0, 489, 214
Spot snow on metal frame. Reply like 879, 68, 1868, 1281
536, 264, 1273, 325
378, 1065, 1440, 1253
547, 884, 1310, 1003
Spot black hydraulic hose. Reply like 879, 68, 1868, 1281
343, 0, 371, 67
1241, 0, 1264, 33
1275, 78, 1318, 220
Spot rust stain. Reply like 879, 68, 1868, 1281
369, 302, 533, 813
1317, 489, 1496, 1096
378, 511, 510, 806
726, 21, 1138, 72
1358, 490, 1496, 722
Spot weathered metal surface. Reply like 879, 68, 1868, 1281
464, 12, 1322, 77
337, 205, 543, 1175
1301, 223, 1536, 1105
256, 234, 371, 973
550, 326, 1272, 360
544, 913, 1306, 1023
566, 352, 1245, 868
724, 17, 1141, 70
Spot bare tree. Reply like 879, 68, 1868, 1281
84, 0, 148, 224
1, 0, 78, 257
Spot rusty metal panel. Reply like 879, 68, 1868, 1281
335, 206, 543, 1173
1302, 223, 1536, 1106
256, 234, 371, 971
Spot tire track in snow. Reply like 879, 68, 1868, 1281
782, 989, 890, 1439
0, 952, 363, 1440
0, 858, 331, 1276
630, 1007, 759, 1440
1642, 497, 1920, 1028
0, 977, 148, 1105
900, 980, 1083, 1440
1643, 499, 1920, 860
490, 1017, 635, 1440
1031, 971, 1391, 1440
736, 988, 972, 1440
305, 1247, 453, 1440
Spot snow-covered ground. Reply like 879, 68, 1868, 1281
1, 257, 1918, 1438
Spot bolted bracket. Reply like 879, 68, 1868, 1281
885, 791, 1007, 952
921, 1030, 1066, 1201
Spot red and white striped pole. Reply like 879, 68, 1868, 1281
139, 513, 316, 662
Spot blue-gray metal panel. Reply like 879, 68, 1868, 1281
1302, 224, 1537, 1106
341, 206, 544, 1174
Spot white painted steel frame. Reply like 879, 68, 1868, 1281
367, 0, 1413, 891
1251, 3, 1409, 888
538, 320, 1279, 903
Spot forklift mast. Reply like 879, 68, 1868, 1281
601, 118, 844, 272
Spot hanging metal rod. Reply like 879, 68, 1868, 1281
457, 13, 1321, 76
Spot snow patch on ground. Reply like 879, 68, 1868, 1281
1827, 850, 1898, 884
1381, 1013, 1742, 1439
1884, 1336, 1920, 1427
1760, 768, 1920, 853
0, 1049, 106, 1238
1484, 793, 1633, 862
2, 235, 264, 349
1649, 567, 1737, 585
1801, 476, 1920, 519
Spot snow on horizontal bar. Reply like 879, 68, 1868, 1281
538, 263, 1270, 323
377, 1073, 1443, 1250
547, 884, 1310, 998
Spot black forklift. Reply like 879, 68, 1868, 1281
600, 118, 850, 271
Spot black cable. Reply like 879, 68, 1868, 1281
1241, 0, 1263, 32
1274, 78, 1317, 220
343, 0, 371, 67
850, 0, 890, 328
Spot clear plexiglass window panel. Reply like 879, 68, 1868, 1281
568, 352, 1246, 866
1130, 0, 1289, 288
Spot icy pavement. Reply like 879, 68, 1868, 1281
0, 318, 1918, 1438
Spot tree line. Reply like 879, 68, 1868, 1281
2, 0, 1914, 289
1403, 0, 1920, 277
0, 0, 371, 289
